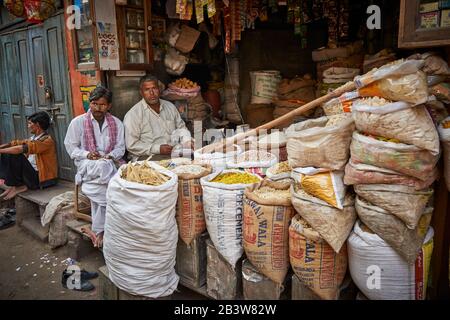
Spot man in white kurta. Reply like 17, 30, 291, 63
123, 75, 192, 162
64, 86, 125, 247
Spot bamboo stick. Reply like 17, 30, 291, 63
198, 81, 357, 154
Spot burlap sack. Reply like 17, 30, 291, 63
286, 115, 355, 170
354, 184, 433, 230
289, 215, 348, 300
344, 160, 438, 190
355, 196, 432, 264
175, 164, 212, 245
290, 184, 356, 253
243, 180, 294, 284
350, 131, 439, 181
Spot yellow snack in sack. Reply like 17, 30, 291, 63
293, 168, 346, 210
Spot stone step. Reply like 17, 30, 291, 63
21, 217, 49, 242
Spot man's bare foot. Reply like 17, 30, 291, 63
4, 185, 27, 200
81, 227, 97, 246
95, 232, 104, 248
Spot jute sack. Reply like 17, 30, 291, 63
350, 131, 439, 181
348, 220, 434, 300
354, 184, 433, 230
352, 99, 440, 154
344, 160, 438, 190
289, 215, 348, 300
286, 115, 355, 170
438, 117, 450, 191
173, 164, 213, 246
243, 180, 295, 284
200, 170, 262, 267
290, 183, 356, 253
355, 196, 432, 264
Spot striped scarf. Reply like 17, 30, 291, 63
83, 110, 117, 154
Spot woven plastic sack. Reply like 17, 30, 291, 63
350, 131, 439, 181
354, 184, 433, 230
355, 196, 432, 264
286, 115, 355, 170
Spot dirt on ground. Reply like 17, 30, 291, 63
0, 221, 207, 300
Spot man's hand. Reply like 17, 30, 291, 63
87, 151, 101, 160
160, 144, 173, 155
182, 139, 195, 150
103, 154, 113, 160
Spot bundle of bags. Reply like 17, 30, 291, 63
342, 58, 443, 299
285, 113, 356, 299
272, 75, 316, 125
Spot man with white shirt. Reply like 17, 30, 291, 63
123, 75, 193, 161
64, 86, 125, 248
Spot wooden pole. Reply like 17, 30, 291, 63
198, 81, 357, 154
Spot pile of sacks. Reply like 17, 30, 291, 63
285, 113, 356, 300
343, 58, 443, 300
272, 75, 316, 127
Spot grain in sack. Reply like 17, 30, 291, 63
200, 170, 262, 267
344, 160, 438, 190
286, 115, 355, 170
171, 164, 212, 246
194, 144, 242, 171
350, 131, 439, 181
227, 150, 278, 177
354, 184, 433, 230
266, 161, 292, 181
243, 180, 295, 284
355, 196, 432, 264
289, 215, 348, 300
348, 220, 434, 300
103, 162, 179, 298
292, 167, 346, 209
352, 97, 440, 154
290, 183, 356, 253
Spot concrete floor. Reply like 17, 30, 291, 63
0, 219, 207, 300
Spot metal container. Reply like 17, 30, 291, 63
175, 233, 208, 288
242, 259, 285, 300
206, 239, 243, 300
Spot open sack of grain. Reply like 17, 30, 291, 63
352, 97, 440, 155
438, 117, 450, 191
170, 164, 212, 246
290, 181, 356, 254
321, 91, 358, 116
355, 196, 432, 264
350, 131, 440, 181
227, 150, 278, 177
289, 215, 348, 300
103, 161, 179, 298
344, 160, 438, 190
200, 170, 262, 267
354, 59, 428, 104
243, 180, 294, 284
348, 220, 434, 300
266, 161, 292, 182
258, 131, 288, 162
194, 144, 243, 171
354, 184, 433, 230
286, 114, 355, 171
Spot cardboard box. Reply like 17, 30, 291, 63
420, 2, 439, 13
175, 25, 201, 53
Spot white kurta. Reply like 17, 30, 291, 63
64, 113, 125, 234
123, 99, 191, 161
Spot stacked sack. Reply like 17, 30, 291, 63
344, 58, 441, 300
286, 113, 356, 300
162, 78, 211, 122
272, 75, 316, 125
317, 67, 360, 98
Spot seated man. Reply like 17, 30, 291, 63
123, 75, 193, 162
0, 111, 57, 201
64, 86, 125, 248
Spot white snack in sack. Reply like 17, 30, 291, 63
200, 170, 262, 267
103, 162, 179, 298
348, 220, 434, 300
194, 144, 242, 171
